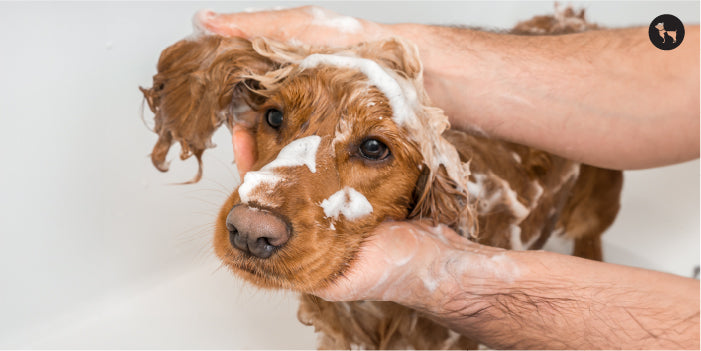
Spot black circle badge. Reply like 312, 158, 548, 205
649, 14, 685, 50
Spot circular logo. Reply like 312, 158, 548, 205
649, 14, 685, 50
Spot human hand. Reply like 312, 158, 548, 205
312, 221, 507, 307
194, 6, 392, 48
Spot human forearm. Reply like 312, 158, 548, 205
397, 247, 700, 349
389, 24, 700, 170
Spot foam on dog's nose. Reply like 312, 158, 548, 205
238, 135, 321, 204
320, 187, 373, 221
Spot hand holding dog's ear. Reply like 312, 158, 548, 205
196, 6, 390, 48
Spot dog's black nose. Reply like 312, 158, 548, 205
226, 204, 290, 259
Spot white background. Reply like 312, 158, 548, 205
0, 1, 698, 348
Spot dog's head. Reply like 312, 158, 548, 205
141, 35, 474, 292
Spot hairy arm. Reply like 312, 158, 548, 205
317, 222, 701, 350
397, 24, 700, 170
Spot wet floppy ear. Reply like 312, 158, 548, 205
139, 35, 279, 183
355, 38, 422, 80
409, 164, 477, 239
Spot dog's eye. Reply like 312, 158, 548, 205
359, 139, 390, 160
266, 109, 284, 129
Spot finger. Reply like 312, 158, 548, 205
232, 125, 257, 180
194, 9, 247, 37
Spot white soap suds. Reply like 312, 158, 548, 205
287, 38, 304, 47
497, 179, 530, 221
509, 224, 540, 251
309, 6, 362, 33
238, 136, 321, 203
262, 135, 321, 173
424, 224, 455, 246
542, 228, 575, 255
320, 187, 373, 220
190, 9, 219, 39
465, 174, 484, 198
441, 249, 520, 286
467, 173, 503, 214
524, 232, 541, 251
442, 330, 463, 350
419, 261, 442, 293
487, 253, 520, 283
299, 54, 416, 126
511, 152, 522, 163
553, 163, 581, 193
509, 225, 523, 250
238, 172, 282, 204
531, 181, 544, 205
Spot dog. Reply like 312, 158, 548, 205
655, 22, 677, 44
140, 8, 622, 350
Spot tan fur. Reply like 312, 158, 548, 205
141, 8, 621, 350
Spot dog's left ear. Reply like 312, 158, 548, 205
140, 36, 287, 183
409, 164, 477, 239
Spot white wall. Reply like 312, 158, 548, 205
0, 1, 698, 348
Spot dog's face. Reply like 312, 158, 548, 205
214, 66, 427, 291
141, 36, 472, 292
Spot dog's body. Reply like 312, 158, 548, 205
141, 8, 621, 350
655, 22, 677, 44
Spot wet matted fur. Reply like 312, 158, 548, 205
141, 8, 622, 350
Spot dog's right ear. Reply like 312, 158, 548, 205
409, 163, 477, 240
140, 35, 283, 183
